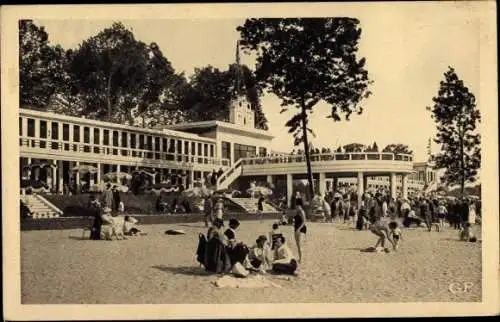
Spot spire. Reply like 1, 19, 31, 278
235, 40, 242, 95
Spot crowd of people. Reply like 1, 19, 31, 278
196, 195, 303, 277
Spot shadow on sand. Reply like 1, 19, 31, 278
151, 265, 214, 276
68, 235, 90, 241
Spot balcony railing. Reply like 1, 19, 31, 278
240, 152, 413, 166
19, 137, 230, 167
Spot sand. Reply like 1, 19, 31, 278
21, 220, 482, 304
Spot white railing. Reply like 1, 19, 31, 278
35, 194, 63, 216
240, 152, 413, 165
19, 137, 230, 167
216, 158, 244, 190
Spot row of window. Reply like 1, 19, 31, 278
19, 117, 215, 157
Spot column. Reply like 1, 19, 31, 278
57, 160, 64, 194
190, 170, 195, 188
49, 160, 56, 191
390, 172, 397, 199
34, 119, 40, 147
27, 157, 32, 179
332, 177, 338, 192
401, 173, 408, 200
96, 163, 101, 184
266, 175, 273, 186
286, 173, 293, 208
151, 170, 156, 185
69, 125, 74, 151
363, 176, 369, 191
318, 172, 326, 197
118, 131, 122, 155
230, 142, 235, 166
75, 161, 80, 187
357, 171, 364, 207
116, 164, 121, 183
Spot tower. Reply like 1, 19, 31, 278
228, 40, 255, 128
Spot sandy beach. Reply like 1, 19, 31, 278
21, 220, 482, 304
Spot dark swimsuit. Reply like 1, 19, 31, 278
294, 212, 307, 234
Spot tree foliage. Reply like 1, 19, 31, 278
185, 64, 269, 130
67, 22, 178, 124
382, 143, 412, 154
237, 18, 372, 196
428, 67, 480, 194
19, 20, 68, 108
343, 143, 365, 153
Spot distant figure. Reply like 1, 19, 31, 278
123, 215, 140, 236
468, 201, 477, 226
203, 196, 213, 227
215, 198, 224, 220
269, 222, 284, 250
101, 183, 114, 210
210, 170, 217, 186
459, 223, 476, 242
112, 186, 121, 212
217, 167, 224, 178
257, 196, 265, 222
388, 221, 403, 250
294, 199, 307, 263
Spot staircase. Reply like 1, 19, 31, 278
424, 181, 438, 194
230, 198, 279, 213
21, 194, 63, 219
216, 158, 243, 190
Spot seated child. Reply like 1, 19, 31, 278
269, 222, 284, 250
388, 221, 403, 250
224, 218, 240, 247
123, 215, 140, 236
280, 214, 289, 226
248, 235, 272, 272
100, 209, 126, 240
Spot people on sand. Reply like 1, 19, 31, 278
459, 223, 476, 242
123, 215, 141, 236
224, 218, 240, 247
269, 222, 284, 250
249, 235, 272, 272
101, 183, 114, 210
101, 208, 126, 240
294, 199, 307, 263
257, 196, 265, 222
388, 221, 403, 250
368, 195, 397, 252
207, 218, 224, 241
112, 185, 121, 213
272, 236, 298, 275
89, 195, 102, 240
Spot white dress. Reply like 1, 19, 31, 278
468, 204, 476, 224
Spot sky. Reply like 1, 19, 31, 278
35, 5, 481, 163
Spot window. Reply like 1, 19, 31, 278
139, 135, 145, 149
121, 132, 128, 147
83, 127, 90, 143
177, 140, 182, 154
147, 136, 153, 151
155, 137, 160, 151
184, 141, 189, 155
93, 128, 100, 153
191, 142, 196, 155
39, 120, 47, 148
203, 144, 208, 156
259, 147, 267, 156
93, 128, 100, 144
162, 138, 168, 152
73, 125, 80, 142
83, 127, 90, 152
210, 145, 214, 157
130, 134, 136, 148
63, 124, 69, 141
221, 141, 231, 160
19, 118, 23, 136
197, 143, 202, 156
234, 143, 256, 162
51, 122, 59, 149
103, 130, 109, 145
27, 119, 35, 137
112, 131, 119, 147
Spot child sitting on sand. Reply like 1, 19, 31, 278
388, 221, 403, 250
123, 215, 140, 236
248, 235, 272, 273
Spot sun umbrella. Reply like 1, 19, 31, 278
183, 186, 213, 198
247, 185, 273, 197
104, 171, 132, 181
72, 164, 98, 174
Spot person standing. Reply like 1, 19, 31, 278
257, 196, 265, 222
101, 183, 114, 211
112, 186, 121, 213
294, 199, 307, 263
468, 200, 477, 226
420, 198, 432, 232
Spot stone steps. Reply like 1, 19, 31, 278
230, 198, 279, 213
21, 195, 61, 219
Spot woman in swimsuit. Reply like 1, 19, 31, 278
369, 194, 397, 251
294, 199, 307, 263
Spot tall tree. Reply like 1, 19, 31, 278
19, 20, 68, 108
237, 18, 372, 197
343, 143, 365, 153
67, 22, 177, 124
428, 67, 480, 194
185, 64, 269, 130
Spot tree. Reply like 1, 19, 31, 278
343, 143, 365, 153
185, 64, 269, 130
382, 143, 412, 155
238, 18, 372, 197
67, 22, 177, 124
19, 20, 68, 109
372, 142, 379, 152
428, 67, 480, 194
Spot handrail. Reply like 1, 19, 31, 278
35, 194, 63, 215
19, 137, 230, 167
239, 152, 413, 165
216, 158, 244, 189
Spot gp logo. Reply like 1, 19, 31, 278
449, 282, 474, 294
